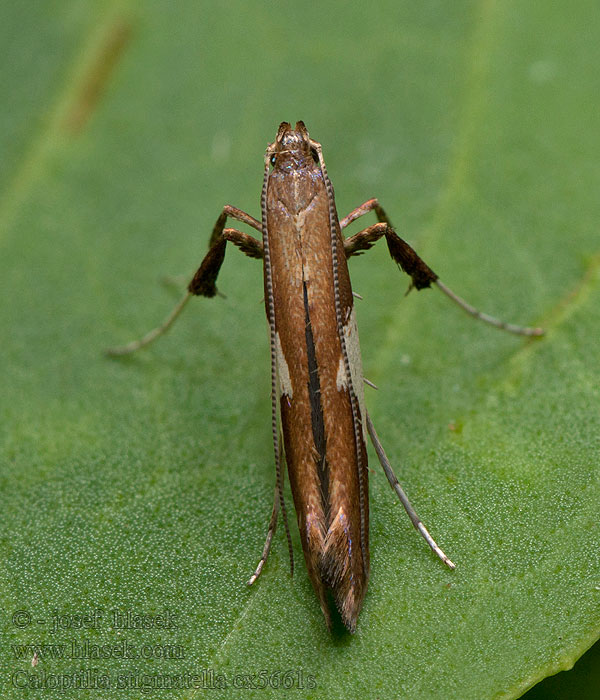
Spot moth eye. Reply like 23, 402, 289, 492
310, 148, 319, 164
270, 155, 276, 165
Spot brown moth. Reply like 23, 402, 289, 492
107, 121, 543, 632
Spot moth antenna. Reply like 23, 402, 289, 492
261, 152, 294, 576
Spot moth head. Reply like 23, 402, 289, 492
268, 121, 319, 168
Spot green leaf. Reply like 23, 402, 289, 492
1, 1, 599, 699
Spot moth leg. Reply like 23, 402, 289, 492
366, 411, 455, 570
192, 204, 263, 294
105, 290, 194, 356
247, 485, 279, 585
211, 205, 262, 237
187, 227, 262, 297
106, 214, 263, 356
248, 433, 294, 584
339, 197, 389, 230
178, 204, 263, 297
342, 200, 543, 337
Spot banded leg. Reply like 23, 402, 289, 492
105, 207, 263, 356
366, 412, 455, 570
341, 199, 544, 337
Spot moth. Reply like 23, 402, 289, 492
108, 121, 542, 632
